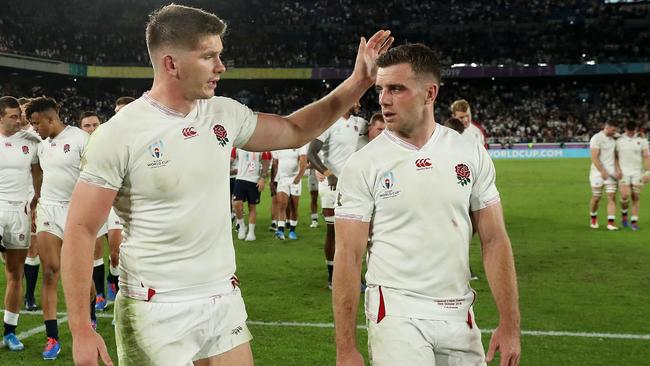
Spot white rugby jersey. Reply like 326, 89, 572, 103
589, 131, 617, 175
335, 124, 500, 319
235, 149, 271, 183
616, 135, 649, 175
272, 146, 307, 181
0, 130, 40, 202
317, 115, 366, 177
38, 126, 89, 203
79, 93, 257, 301
464, 122, 486, 147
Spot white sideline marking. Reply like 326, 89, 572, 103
3, 310, 650, 341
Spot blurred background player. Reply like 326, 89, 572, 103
0, 96, 42, 352
308, 102, 367, 289
451, 99, 488, 149
113, 96, 135, 113
589, 120, 622, 230
356, 112, 385, 150
615, 121, 650, 231
443, 116, 465, 134
272, 146, 308, 240
233, 149, 271, 241
26, 97, 103, 360
18, 97, 41, 312
307, 158, 320, 228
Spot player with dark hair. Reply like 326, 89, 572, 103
114, 96, 135, 113
60, 4, 393, 365
616, 121, 650, 230
26, 97, 104, 360
589, 120, 622, 230
0, 96, 42, 352
333, 43, 520, 366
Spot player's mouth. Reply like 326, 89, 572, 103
382, 111, 396, 121
207, 79, 218, 88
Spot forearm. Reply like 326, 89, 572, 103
285, 75, 372, 145
332, 247, 363, 353
61, 226, 96, 333
307, 142, 329, 174
482, 235, 520, 329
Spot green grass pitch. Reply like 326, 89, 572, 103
1, 158, 649, 365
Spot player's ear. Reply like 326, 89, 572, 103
425, 83, 438, 105
162, 54, 180, 78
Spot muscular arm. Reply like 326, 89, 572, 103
30, 163, 42, 209
307, 139, 328, 174
473, 202, 520, 365
333, 218, 370, 364
591, 148, 608, 177
243, 31, 393, 152
294, 155, 308, 184
62, 182, 116, 333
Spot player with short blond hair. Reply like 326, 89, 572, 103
60, 4, 393, 365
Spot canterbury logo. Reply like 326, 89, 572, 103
415, 158, 432, 168
182, 127, 198, 138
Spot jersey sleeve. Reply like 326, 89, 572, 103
78, 124, 126, 191
642, 139, 650, 154
589, 134, 601, 149
334, 154, 374, 222
228, 99, 259, 148
298, 145, 308, 155
469, 143, 500, 211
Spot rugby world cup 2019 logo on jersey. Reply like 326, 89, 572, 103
213, 124, 229, 147
455, 163, 471, 186
63, 144, 71, 153
147, 140, 171, 169
379, 171, 401, 199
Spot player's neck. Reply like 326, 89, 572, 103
149, 82, 196, 116
0, 127, 16, 138
392, 119, 436, 149
50, 122, 66, 139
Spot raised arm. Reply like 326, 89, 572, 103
333, 218, 370, 366
472, 202, 520, 366
62, 181, 116, 366
243, 30, 393, 152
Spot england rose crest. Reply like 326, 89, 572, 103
63, 144, 71, 153
22, 145, 29, 154
454, 163, 471, 186
213, 124, 229, 147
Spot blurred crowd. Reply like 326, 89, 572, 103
1, 0, 648, 67
2, 75, 648, 144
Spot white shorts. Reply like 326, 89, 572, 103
276, 177, 302, 196
619, 173, 644, 186
368, 314, 485, 366
114, 287, 252, 366
318, 180, 338, 210
308, 170, 319, 192
589, 171, 617, 193
0, 201, 31, 250
37, 202, 107, 239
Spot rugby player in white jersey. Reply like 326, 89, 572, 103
79, 111, 124, 307
451, 99, 488, 149
0, 96, 42, 352
615, 121, 650, 231
333, 44, 520, 366
17, 97, 42, 312
272, 146, 308, 240
233, 149, 271, 241
60, 4, 393, 365
589, 120, 622, 230
308, 102, 367, 289
356, 112, 385, 150
26, 97, 107, 360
